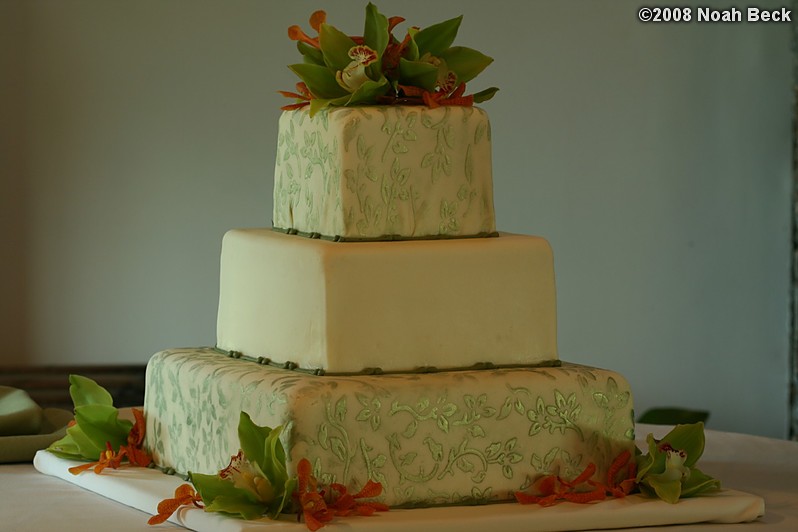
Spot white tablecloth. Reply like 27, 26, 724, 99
3, 424, 796, 531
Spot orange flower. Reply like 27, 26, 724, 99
121, 408, 152, 467
327, 480, 389, 516
68, 442, 125, 475
287, 10, 326, 49
68, 409, 152, 475
399, 82, 474, 109
294, 458, 388, 530
296, 458, 335, 531
515, 451, 638, 507
279, 82, 312, 111
148, 484, 204, 526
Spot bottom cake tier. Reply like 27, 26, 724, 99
143, 348, 635, 508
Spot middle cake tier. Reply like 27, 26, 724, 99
216, 229, 558, 373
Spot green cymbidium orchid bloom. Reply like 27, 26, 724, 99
636, 423, 721, 503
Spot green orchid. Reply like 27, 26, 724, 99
47, 375, 133, 461
281, 3, 498, 115
189, 412, 296, 519
635, 422, 721, 503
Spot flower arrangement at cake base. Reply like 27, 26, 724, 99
43, 375, 734, 531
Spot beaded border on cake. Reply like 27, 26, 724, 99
212, 346, 562, 376
271, 226, 500, 242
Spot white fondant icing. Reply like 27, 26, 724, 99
216, 229, 558, 373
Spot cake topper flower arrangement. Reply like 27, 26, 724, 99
280, 3, 499, 115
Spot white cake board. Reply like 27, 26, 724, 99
33, 450, 764, 531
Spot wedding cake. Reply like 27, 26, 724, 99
142, 4, 636, 510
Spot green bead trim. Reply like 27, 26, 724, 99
212, 346, 561, 376
271, 225, 500, 242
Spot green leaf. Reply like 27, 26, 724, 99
297, 41, 324, 66
288, 63, 349, 100
69, 374, 114, 408
657, 423, 706, 468
402, 31, 419, 62
237, 412, 271, 470
319, 23, 357, 71
473, 87, 499, 103
437, 46, 493, 84
635, 443, 656, 479
398, 59, 439, 91
346, 76, 390, 106
413, 16, 462, 56
63, 423, 104, 460
204, 495, 268, 520
364, 3, 389, 59
308, 96, 349, 117
74, 404, 132, 451
47, 431, 87, 460
262, 425, 288, 488
645, 475, 682, 504
238, 411, 279, 470
268, 477, 297, 518
681, 467, 722, 497
190, 472, 260, 504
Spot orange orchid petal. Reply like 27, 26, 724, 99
278, 91, 307, 99
297, 457, 313, 493
128, 408, 147, 446
288, 25, 320, 48
561, 462, 596, 488
68, 461, 99, 475
441, 95, 474, 107
281, 102, 310, 111
516, 452, 637, 508
309, 10, 326, 32
124, 444, 153, 467
450, 82, 466, 99
352, 479, 383, 499
423, 92, 440, 108
148, 484, 203, 526
606, 450, 631, 486
296, 82, 311, 97
387, 16, 405, 32
515, 491, 542, 505
399, 84, 425, 97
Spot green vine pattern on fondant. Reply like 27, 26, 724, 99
144, 349, 635, 507
273, 107, 495, 239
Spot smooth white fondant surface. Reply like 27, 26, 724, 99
216, 230, 558, 373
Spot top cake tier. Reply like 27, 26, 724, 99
272, 105, 496, 241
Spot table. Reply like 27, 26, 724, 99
2, 424, 796, 531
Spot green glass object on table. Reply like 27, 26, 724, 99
0, 386, 73, 463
